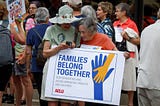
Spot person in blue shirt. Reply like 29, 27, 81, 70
26, 7, 50, 106
96, 1, 115, 43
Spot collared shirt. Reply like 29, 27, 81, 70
113, 17, 139, 57
113, 17, 139, 34
100, 18, 115, 38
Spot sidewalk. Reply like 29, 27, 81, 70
2, 89, 40, 106
3, 90, 129, 106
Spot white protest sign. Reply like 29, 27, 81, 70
45, 48, 125, 105
6, 0, 26, 23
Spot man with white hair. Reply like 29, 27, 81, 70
137, 8, 160, 106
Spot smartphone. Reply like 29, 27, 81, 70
66, 41, 72, 46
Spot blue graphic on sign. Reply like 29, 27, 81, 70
91, 54, 115, 100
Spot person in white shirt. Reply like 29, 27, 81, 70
137, 8, 160, 106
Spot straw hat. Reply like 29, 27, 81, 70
49, 5, 80, 24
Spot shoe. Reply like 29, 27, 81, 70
21, 100, 26, 105
6, 95, 14, 104
2, 94, 8, 103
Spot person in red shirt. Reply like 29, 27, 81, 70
113, 3, 140, 106
80, 18, 117, 51
79, 17, 118, 106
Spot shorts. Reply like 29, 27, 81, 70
0, 64, 13, 91
13, 62, 27, 76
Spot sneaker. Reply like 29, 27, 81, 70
6, 95, 14, 104
2, 94, 8, 103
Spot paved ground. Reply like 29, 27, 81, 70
2, 89, 40, 106
3, 90, 129, 106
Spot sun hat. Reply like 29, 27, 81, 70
49, 5, 80, 24
67, 0, 82, 8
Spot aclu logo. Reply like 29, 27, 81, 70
55, 88, 64, 93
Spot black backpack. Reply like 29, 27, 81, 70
0, 20, 14, 67
32, 28, 46, 67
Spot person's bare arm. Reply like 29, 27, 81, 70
10, 21, 26, 44
121, 31, 140, 45
43, 41, 72, 58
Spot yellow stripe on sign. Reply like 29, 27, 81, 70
93, 53, 115, 83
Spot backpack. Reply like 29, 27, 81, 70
0, 20, 14, 67
32, 29, 46, 67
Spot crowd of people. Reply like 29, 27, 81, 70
0, 0, 160, 106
